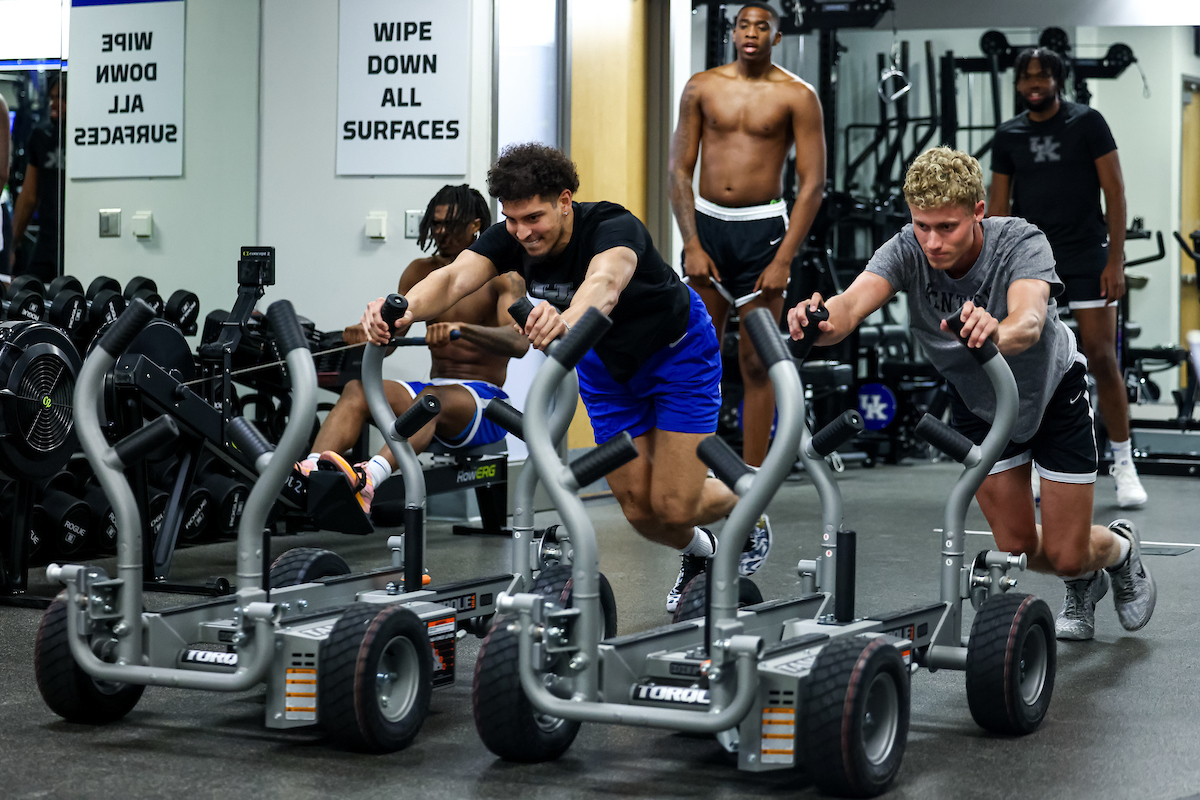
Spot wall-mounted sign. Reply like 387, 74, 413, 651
336, 0, 470, 176
67, 0, 185, 179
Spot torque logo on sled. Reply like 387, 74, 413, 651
632, 683, 710, 706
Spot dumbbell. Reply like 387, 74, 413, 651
80, 478, 118, 553
196, 461, 250, 538
164, 289, 201, 335
1, 277, 45, 322
36, 470, 95, 556
0, 479, 50, 563
39, 275, 88, 335
151, 461, 215, 543
123, 276, 165, 317
83, 276, 127, 333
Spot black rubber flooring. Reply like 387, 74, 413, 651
2, 460, 1198, 799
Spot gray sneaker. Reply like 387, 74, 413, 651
1056, 570, 1110, 641
1106, 519, 1157, 631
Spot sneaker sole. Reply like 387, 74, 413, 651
1054, 625, 1095, 642
320, 451, 371, 514
1108, 521, 1156, 631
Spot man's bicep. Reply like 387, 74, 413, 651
839, 271, 895, 325
1094, 150, 1124, 195
987, 172, 1011, 216
587, 247, 638, 291
790, 87, 826, 182
494, 273, 528, 325
1007, 278, 1051, 322
669, 79, 704, 172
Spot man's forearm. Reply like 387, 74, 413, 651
776, 180, 823, 265
405, 267, 467, 322
668, 171, 700, 246
1105, 190, 1126, 262
11, 189, 34, 243
995, 312, 1042, 355
457, 323, 528, 358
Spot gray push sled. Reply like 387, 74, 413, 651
471, 304, 1055, 798
32, 294, 614, 751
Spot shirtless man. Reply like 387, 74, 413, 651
669, 0, 825, 469
299, 184, 529, 513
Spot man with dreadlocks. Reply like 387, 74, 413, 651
297, 184, 529, 513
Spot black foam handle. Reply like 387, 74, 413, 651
381, 294, 409, 327
697, 435, 754, 491
743, 306, 794, 367
393, 394, 441, 439
228, 416, 274, 465
266, 300, 307, 355
788, 303, 831, 363
915, 413, 977, 464
97, 298, 157, 357
811, 409, 865, 457
570, 432, 638, 488
482, 399, 525, 441
508, 297, 535, 329
552, 307, 612, 370
113, 416, 180, 466
943, 306, 999, 364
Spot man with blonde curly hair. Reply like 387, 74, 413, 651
787, 146, 1155, 642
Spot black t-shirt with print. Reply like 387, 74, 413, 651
468, 201, 690, 383
991, 101, 1117, 266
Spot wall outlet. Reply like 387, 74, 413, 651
405, 210, 422, 239
131, 211, 153, 238
99, 209, 121, 237
366, 211, 387, 240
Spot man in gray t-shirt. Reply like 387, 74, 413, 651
788, 147, 1155, 642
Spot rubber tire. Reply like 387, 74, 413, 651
318, 602, 433, 752
269, 547, 351, 588
965, 592, 1056, 735
34, 595, 144, 724
473, 564, 597, 763
671, 573, 764, 624
533, 563, 619, 639
799, 636, 910, 798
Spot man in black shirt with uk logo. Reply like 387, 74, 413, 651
362, 143, 771, 612
989, 47, 1147, 510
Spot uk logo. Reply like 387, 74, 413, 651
857, 383, 897, 431
1029, 136, 1061, 163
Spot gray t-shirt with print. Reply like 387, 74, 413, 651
866, 216, 1077, 441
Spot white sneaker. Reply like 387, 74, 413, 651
1109, 462, 1147, 509
1031, 468, 1041, 506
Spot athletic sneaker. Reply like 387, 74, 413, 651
1055, 569, 1110, 641
319, 451, 376, 514
1110, 463, 1148, 508
739, 514, 772, 577
1031, 468, 1041, 506
666, 529, 716, 613
1106, 519, 1156, 631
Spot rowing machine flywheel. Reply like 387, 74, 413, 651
0, 321, 83, 479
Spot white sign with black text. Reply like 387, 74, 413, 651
67, 0, 185, 179
336, 0, 470, 176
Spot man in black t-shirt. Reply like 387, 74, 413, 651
11, 74, 65, 281
362, 143, 771, 612
989, 47, 1147, 510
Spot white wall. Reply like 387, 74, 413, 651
257, 0, 494, 387
63, 0, 260, 335
1087, 26, 1200, 363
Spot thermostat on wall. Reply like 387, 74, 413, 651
366, 211, 387, 240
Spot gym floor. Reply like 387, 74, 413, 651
2, 461, 1198, 800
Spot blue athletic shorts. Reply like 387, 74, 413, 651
398, 379, 509, 448
576, 287, 722, 444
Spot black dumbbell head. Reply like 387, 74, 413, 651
86, 276, 121, 302
49, 275, 84, 298
47, 289, 87, 334
9, 276, 46, 297
165, 290, 201, 332
123, 276, 158, 302
89, 289, 127, 327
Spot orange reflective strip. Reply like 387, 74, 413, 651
762, 707, 794, 714
762, 733, 792, 739
287, 679, 317, 685
286, 692, 317, 698
286, 706, 316, 712
287, 668, 317, 674
761, 748, 794, 755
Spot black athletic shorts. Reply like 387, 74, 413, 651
948, 360, 1098, 483
1055, 244, 1113, 310
691, 197, 788, 299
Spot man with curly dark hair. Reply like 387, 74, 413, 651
363, 143, 768, 612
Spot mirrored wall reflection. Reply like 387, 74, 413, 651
494, 0, 562, 153
2, 0, 68, 283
